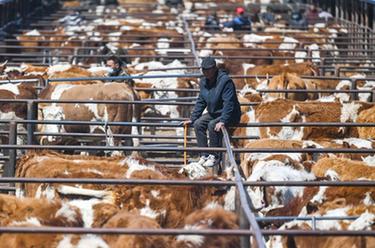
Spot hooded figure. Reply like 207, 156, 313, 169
182, 57, 241, 168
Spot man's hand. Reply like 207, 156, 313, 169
214, 122, 225, 132
180, 120, 192, 126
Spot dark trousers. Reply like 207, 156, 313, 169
193, 113, 222, 158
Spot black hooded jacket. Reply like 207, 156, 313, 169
191, 69, 241, 125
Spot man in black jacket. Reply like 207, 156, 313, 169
106, 55, 134, 86
183, 57, 241, 167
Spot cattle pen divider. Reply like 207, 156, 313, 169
1, 120, 375, 245
25, 72, 375, 100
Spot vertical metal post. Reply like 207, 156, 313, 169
27, 100, 37, 145
319, 58, 325, 76
350, 79, 358, 101
235, 190, 251, 248
4, 121, 17, 178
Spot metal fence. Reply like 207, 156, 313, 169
0, 1, 375, 248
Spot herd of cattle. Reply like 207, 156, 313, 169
0, 0, 374, 247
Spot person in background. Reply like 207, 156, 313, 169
260, 6, 276, 25
182, 57, 241, 168
305, 5, 319, 24
205, 12, 220, 31
223, 7, 252, 31
106, 55, 134, 86
288, 9, 308, 29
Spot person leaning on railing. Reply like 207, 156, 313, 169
105, 55, 134, 87
182, 57, 241, 168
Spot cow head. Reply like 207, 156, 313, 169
38, 105, 65, 144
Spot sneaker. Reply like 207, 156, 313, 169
202, 154, 216, 167
197, 156, 208, 165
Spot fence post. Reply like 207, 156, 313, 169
3, 121, 17, 178
27, 100, 37, 145
350, 79, 358, 101
319, 58, 325, 76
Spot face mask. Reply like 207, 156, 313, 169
108, 67, 121, 76
106, 67, 114, 74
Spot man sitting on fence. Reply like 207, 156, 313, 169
182, 57, 241, 168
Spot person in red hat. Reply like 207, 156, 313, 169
223, 6, 252, 31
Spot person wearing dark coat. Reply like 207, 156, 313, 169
106, 55, 134, 86
182, 57, 241, 167
288, 9, 308, 29
204, 12, 220, 31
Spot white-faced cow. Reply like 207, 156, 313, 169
38, 82, 140, 151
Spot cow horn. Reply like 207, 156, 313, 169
0, 60, 8, 67
255, 75, 260, 84
266, 74, 270, 86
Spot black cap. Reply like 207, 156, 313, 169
201, 56, 216, 69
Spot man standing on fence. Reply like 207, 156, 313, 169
182, 57, 241, 168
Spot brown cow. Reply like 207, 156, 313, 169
0, 81, 37, 145
267, 157, 375, 247
266, 157, 375, 219
103, 210, 171, 248
38, 82, 139, 147
245, 62, 318, 88
0, 193, 82, 227
357, 106, 375, 139
16, 152, 236, 228
251, 99, 375, 140
176, 208, 240, 248
16, 29, 45, 53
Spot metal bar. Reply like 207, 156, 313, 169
183, 16, 200, 67
1, 177, 375, 187
2, 118, 375, 128
0, 99, 198, 106
7, 39, 375, 46
23, 131, 258, 140
0, 78, 40, 84
3, 121, 16, 178
3, 44, 375, 53
256, 216, 359, 221
257, 89, 373, 93
0, 227, 255, 235
0, 145, 373, 154
26, 101, 37, 145
3, 52, 375, 61
4, 119, 375, 128
3, 74, 375, 85
0, 226, 373, 236
47, 73, 201, 82
222, 127, 265, 248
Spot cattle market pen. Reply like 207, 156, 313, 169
0, 1, 375, 248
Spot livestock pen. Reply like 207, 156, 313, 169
0, 0, 375, 248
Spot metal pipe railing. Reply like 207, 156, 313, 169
222, 126, 265, 248
0, 226, 373, 236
